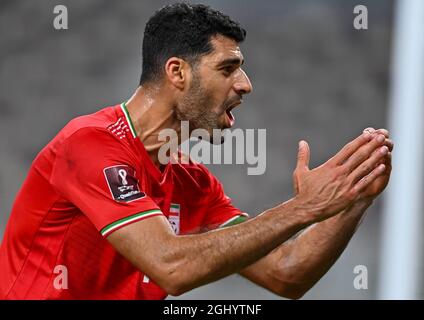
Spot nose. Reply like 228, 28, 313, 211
233, 69, 253, 96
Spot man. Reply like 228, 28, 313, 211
0, 3, 393, 299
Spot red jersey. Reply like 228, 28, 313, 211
0, 103, 248, 300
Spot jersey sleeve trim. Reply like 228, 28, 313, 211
219, 213, 249, 228
101, 209, 163, 237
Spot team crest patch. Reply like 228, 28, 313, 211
168, 203, 180, 234
103, 165, 145, 202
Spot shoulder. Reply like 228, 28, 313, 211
62, 105, 122, 138
53, 105, 134, 150
51, 108, 136, 166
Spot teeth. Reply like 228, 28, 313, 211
226, 109, 235, 122
225, 101, 240, 126
227, 101, 241, 112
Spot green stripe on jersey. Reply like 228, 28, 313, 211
101, 209, 162, 236
120, 102, 137, 138
220, 215, 248, 228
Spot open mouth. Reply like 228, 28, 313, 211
226, 109, 235, 126
225, 101, 241, 127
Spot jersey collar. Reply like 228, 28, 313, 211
118, 102, 172, 182
120, 102, 137, 138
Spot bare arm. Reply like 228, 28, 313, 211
239, 199, 372, 299
240, 128, 393, 299
109, 199, 311, 296
107, 131, 387, 296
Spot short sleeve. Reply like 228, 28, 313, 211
51, 127, 163, 237
202, 171, 249, 230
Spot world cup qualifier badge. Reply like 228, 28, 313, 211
168, 203, 180, 234
103, 165, 146, 202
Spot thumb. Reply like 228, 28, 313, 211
296, 140, 310, 172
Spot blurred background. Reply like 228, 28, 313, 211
1, 0, 423, 299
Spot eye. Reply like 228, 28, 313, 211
222, 66, 234, 76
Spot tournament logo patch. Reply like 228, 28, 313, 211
103, 165, 145, 202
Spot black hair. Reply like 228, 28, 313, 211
139, 2, 246, 85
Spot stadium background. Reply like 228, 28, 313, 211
1, 0, 416, 299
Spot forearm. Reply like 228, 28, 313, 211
272, 199, 373, 291
161, 199, 313, 294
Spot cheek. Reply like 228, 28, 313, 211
202, 89, 225, 113
212, 87, 231, 110
198, 76, 231, 112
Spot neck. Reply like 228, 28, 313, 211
125, 85, 181, 167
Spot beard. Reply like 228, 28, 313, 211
175, 70, 242, 144
175, 73, 227, 144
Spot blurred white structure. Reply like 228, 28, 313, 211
378, 0, 424, 299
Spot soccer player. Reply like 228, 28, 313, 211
0, 3, 393, 299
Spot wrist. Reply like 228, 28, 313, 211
337, 198, 373, 223
288, 196, 324, 226
352, 197, 374, 210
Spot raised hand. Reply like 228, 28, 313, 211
359, 128, 393, 199
292, 130, 388, 222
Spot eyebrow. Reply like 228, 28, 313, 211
217, 57, 244, 67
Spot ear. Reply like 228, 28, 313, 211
164, 57, 190, 90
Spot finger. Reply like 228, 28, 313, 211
384, 138, 394, 152
363, 127, 375, 134
371, 151, 391, 175
366, 128, 391, 147
349, 145, 389, 183
374, 128, 389, 138
370, 138, 393, 156
296, 140, 310, 172
331, 131, 373, 165
353, 164, 386, 194
384, 152, 392, 168
343, 134, 386, 171
375, 151, 391, 165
